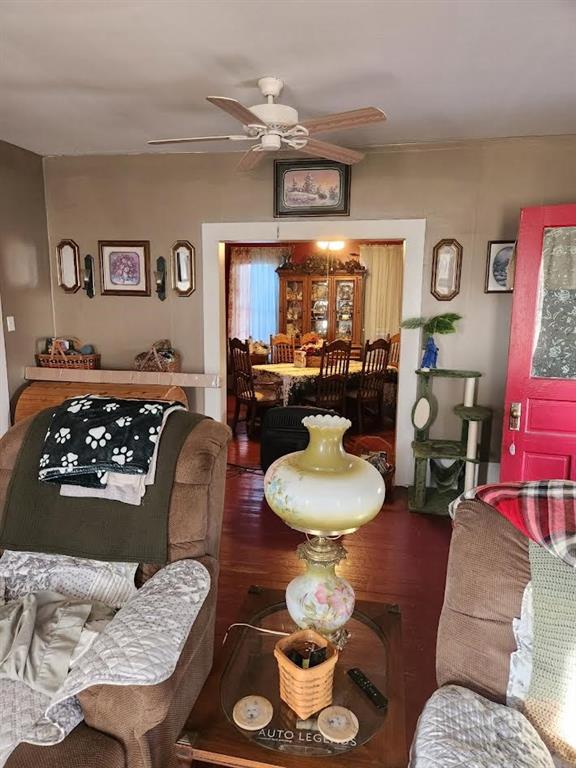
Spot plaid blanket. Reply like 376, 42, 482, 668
452, 481, 576, 567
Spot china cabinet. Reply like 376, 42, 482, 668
278, 268, 365, 345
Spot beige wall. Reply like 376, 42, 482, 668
0, 140, 52, 398
43, 136, 576, 456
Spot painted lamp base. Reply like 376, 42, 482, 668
285, 537, 354, 649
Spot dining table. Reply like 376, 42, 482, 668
252, 360, 363, 406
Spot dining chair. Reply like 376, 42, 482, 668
228, 338, 281, 438
383, 331, 400, 425
302, 339, 351, 414
270, 333, 295, 364
388, 332, 400, 372
346, 337, 391, 433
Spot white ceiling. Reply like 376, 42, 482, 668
1, 0, 575, 156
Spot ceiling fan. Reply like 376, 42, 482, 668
148, 77, 386, 171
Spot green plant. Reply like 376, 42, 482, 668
401, 313, 462, 335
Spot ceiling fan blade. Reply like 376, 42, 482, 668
299, 138, 364, 165
300, 107, 386, 135
148, 135, 250, 145
207, 96, 262, 126
237, 147, 265, 172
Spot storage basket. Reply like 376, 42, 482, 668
36, 337, 100, 370
274, 629, 338, 720
134, 339, 181, 373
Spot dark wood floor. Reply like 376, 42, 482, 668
215, 412, 452, 745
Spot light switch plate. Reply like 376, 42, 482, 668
6, 316, 15, 332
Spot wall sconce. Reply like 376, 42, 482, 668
155, 256, 166, 301
82, 255, 95, 298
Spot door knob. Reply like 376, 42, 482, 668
509, 402, 522, 431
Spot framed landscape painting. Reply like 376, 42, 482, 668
99, 240, 151, 296
485, 240, 516, 293
274, 159, 351, 217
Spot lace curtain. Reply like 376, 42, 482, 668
228, 247, 290, 342
359, 243, 404, 340
532, 226, 576, 379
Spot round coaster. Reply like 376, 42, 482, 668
232, 695, 273, 731
317, 705, 359, 744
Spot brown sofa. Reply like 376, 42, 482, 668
0, 414, 231, 768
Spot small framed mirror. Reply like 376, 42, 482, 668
56, 239, 81, 293
172, 240, 195, 297
431, 239, 462, 301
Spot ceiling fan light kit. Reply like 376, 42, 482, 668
149, 76, 386, 170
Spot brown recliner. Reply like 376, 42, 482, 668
0, 414, 231, 768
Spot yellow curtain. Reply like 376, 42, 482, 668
359, 243, 404, 340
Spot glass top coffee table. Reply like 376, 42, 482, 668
177, 586, 407, 768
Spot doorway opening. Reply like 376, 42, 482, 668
224, 238, 403, 476
201, 219, 426, 486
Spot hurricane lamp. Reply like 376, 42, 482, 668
264, 415, 384, 646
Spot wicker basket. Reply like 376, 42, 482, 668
134, 339, 181, 373
36, 337, 100, 370
306, 355, 322, 368
274, 629, 338, 720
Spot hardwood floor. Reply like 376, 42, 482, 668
215, 413, 452, 746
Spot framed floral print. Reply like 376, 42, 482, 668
99, 241, 151, 296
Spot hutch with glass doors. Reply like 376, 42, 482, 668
277, 265, 365, 345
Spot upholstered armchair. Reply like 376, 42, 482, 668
0, 413, 231, 768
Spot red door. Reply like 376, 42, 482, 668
501, 204, 576, 481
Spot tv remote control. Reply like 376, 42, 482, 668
347, 667, 388, 709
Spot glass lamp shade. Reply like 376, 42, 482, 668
264, 415, 385, 536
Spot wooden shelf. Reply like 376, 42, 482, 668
24, 367, 220, 388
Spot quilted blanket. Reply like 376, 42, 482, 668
0, 559, 210, 766
452, 481, 576, 567
410, 685, 555, 768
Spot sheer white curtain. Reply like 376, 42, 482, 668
228, 248, 252, 340
360, 243, 404, 340
228, 247, 290, 341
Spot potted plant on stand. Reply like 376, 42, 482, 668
400, 313, 462, 370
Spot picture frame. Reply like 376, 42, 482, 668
56, 239, 81, 293
98, 240, 151, 296
485, 240, 516, 293
274, 159, 351, 217
171, 240, 196, 296
431, 239, 463, 301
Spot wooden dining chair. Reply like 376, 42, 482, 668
383, 332, 400, 425
387, 332, 400, 372
302, 339, 351, 414
270, 333, 295, 364
228, 338, 281, 438
346, 337, 391, 433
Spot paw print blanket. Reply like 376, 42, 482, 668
39, 396, 183, 487
0, 407, 206, 563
